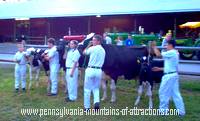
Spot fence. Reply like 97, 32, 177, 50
26, 36, 47, 45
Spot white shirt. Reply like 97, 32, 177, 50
65, 49, 80, 67
14, 51, 27, 65
161, 49, 179, 73
48, 46, 59, 65
85, 45, 105, 67
105, 36, 112, 44
116, 40, 123, 46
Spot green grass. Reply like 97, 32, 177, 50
0, 67, 200, 121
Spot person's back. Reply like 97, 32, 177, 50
87, 45, 105, 67
83, 34, 106, 110
48, 46, 59, 66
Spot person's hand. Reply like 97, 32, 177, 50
16, 60, 20, 64
41, 53, 45, 57
70, 72, 73, 77
152, 67, 162, 72
88, 41, 93, 47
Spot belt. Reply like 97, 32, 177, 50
88, 66, 101, 69
164, 71, 177, 75
66, 67, 78, 69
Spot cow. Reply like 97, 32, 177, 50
26, 48, 50, 90
134, 56, 163, 108
77, 43, 146, 98
77, 37, 163, 108
26, 39, 68, 93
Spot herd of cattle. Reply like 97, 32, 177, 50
25, 35, 164, 108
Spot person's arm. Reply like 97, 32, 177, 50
161, 50, 178, 58
44, 50, 54, 61
151, 43, 163, 72
70, 61, 78, 77
70, 51, 81, 77
14, 53, 20, 63
161, 39, 166, 47
83, 42, 93, 55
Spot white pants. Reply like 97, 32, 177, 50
66, 68, 79, 100
50, 64, 59, 94
159, 73, 185, 115
84, 68, 102, 109
15, 64, 27, 89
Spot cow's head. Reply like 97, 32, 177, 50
137, 56, 149, 73
77, 33, 95, 68
26, 47, 36, 57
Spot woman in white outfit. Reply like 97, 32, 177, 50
65, 40, 80, 102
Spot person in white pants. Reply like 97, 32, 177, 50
44, 38, 60, 96
152, 39, 185, 116
83, 35, 106, 110
14, 43, 28, 93
64, 40, 80, 101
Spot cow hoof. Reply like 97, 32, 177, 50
149, 102, 153, 109
110, 99, 116, 103
101, 97, 107, 101
148, 106, 153, 109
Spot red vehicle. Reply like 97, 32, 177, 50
63, 33, 95, 43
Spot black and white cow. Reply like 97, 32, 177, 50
26, 48, 49, 90
26, 39, 68, 92
134, 56, 163, 108
77, 38, 163, 108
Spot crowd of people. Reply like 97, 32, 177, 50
13, 33, 185, 115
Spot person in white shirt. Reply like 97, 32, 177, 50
14, 43, 28, 93
64, 40, 80, 102
103, 32, 112, 44
152, 40, 185, 116
115, 36, 123, 46
44, 38, 60, 96
83, 35, 106, 110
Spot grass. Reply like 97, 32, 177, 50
0, 67, 200, 121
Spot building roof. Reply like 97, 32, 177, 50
0, 0, 200, 19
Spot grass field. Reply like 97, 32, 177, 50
0, 67, 200, 121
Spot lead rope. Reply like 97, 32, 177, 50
148, 41, 152, 65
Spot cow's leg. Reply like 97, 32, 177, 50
110, 79, 116, 103
63, 70, 67, 94
28, 65, 33, 90
101, 79, 107, 101
35, 67, 40, 88
146, 82, 153, 109
46, 72, 51, 94
134, 85, 143, 106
